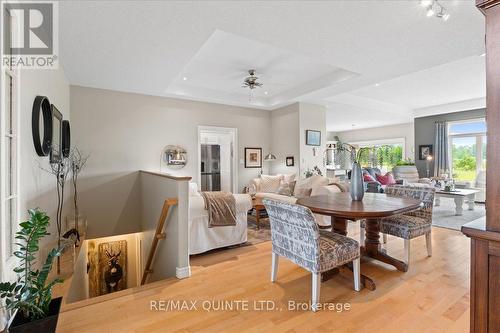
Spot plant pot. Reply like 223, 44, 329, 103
350, 162, 364, 201
9, 297, 62, 333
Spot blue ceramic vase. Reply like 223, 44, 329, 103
350, 162, 364, 201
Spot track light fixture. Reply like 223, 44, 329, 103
420, 0, 450, 21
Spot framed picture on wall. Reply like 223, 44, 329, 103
419, 144, 433, 160
306, 130, 321, 146
244, 147, 262, 168
50, 105, 63, 163
286, 156, 294, 167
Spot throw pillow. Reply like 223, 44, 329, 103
363, 173, 376, 182
294, 187, 312, 199
260, 175, 283, 193
278, 173, 296, 183
376, 172, 396, 185
276, 181, 296, 196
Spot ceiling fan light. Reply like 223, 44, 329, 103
420, 0, 432, 7
426, 7, 435, 17
442, 12, 450, 21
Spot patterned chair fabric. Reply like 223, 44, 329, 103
364, 184, 435, 239
263, 199, 360, 274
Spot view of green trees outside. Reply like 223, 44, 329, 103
358, 145, 403, 170
451, 136, 487, 181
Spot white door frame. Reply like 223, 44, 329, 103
197, 126, 238, 193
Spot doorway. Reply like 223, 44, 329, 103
198, 126, 238, 193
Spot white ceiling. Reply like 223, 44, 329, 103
166, 30, 358, 109
59, 1, 485, 131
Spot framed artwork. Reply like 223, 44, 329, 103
96, 240, 127, 296
244, 147, 262, 168
286, 156, 294, 167
306, 130, 321, 146
419, 145, 433, 160
50, 104, 63, 163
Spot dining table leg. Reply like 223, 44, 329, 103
362, 218, 408, 272
320, 217, 376, 291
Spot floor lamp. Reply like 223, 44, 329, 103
262, 152, 277, 174
426, 155, 433, 178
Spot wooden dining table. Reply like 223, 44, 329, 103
297, 192, 421, 290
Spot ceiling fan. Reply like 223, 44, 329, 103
242, 69, 263, 90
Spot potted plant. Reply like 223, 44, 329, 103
0, 209, 64, 333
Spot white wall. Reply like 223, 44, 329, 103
269, 103, 300, 176
299, 103, 327, 177
0, 67, 70, 329
18, 69, 71, 249
70, 86, 270, 238
329, 122, 415, 160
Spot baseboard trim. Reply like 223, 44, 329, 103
176, 266, 191, 279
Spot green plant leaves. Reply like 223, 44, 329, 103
1, 208, 64, 320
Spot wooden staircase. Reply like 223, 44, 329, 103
141, 198, 178, 285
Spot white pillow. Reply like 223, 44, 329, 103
278, 173, 296, 183
189, 182, 201, 196
260, 175, 283, 193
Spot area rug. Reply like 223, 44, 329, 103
246, 216, 271, 245
432, 199, 486, 231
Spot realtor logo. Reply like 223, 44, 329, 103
2, 1, 58, 68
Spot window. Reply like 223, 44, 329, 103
1, 6, 19, 263
448, 119, 487, 181
350, 138, 405, 173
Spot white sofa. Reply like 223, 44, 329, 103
250, 174, 348, 226
188, 183, 252, 254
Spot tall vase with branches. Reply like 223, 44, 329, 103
69, 148, 89, 234
340, 144, 372, 201
39, 154, 70, 275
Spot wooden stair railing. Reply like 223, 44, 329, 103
141, 198, 178, 285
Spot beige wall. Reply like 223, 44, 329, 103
269, 103, 300, 176
70, 86, 271, 238
269, 102, 327, 179
329, 122, 415, 160
299, 103, 327, 177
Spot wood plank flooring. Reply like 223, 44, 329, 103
57, 224, 470, 333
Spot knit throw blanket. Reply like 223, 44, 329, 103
200, 191, 237, 227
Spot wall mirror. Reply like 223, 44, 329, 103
32, 96, 53, 156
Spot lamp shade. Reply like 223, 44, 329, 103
264, 153, 277, 161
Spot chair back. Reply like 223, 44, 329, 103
385, 184, 435, 221
263, 199, 320, 266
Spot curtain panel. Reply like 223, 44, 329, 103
434, 121, 449, 177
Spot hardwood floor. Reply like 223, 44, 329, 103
57, 224, 470, 333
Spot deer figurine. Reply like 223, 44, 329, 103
104, 250, 123, 293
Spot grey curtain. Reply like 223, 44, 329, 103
434, 121, 449, 177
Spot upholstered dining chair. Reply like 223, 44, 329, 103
263, 198, 361, 312
360, 185, 435, 269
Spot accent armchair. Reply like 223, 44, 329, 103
263, 199, 361, 312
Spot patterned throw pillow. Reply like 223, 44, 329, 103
276, 181, 296, 196
260, 175, 283, 193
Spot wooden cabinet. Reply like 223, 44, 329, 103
462, 1, 500, 331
